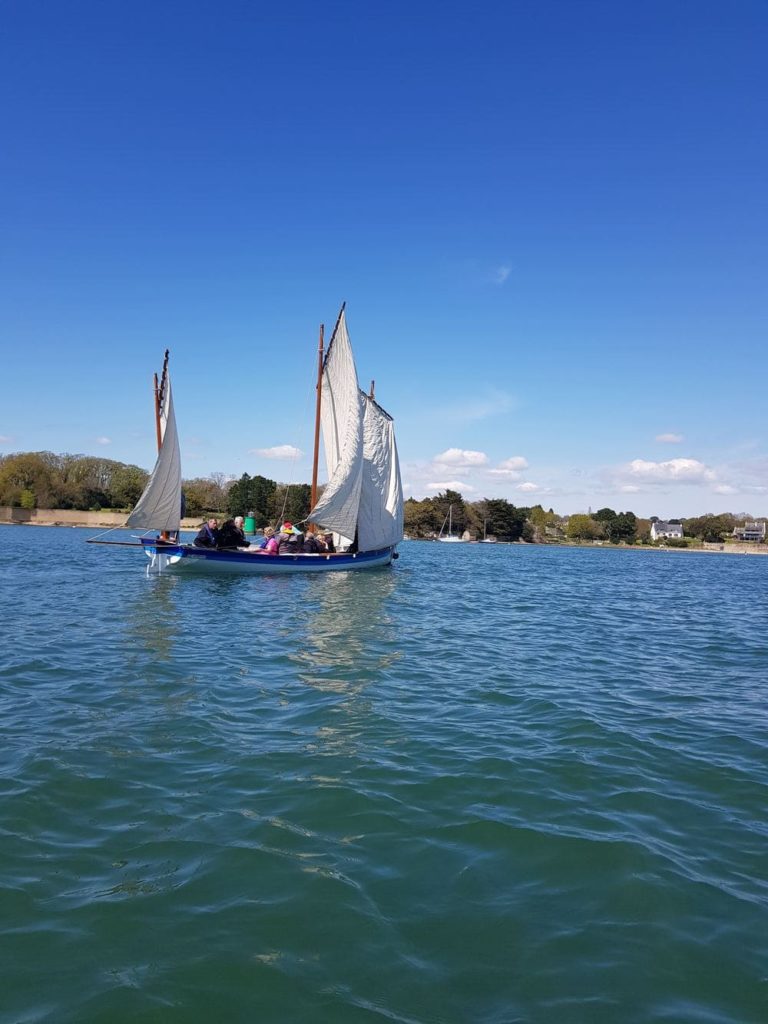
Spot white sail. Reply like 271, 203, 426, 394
307, 310, 364, 545
125, 376, 182, 532
357, 395, 403, 551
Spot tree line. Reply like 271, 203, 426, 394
0, 452, 760, 543
405, 492, 760, 544
0, 451, 313, 526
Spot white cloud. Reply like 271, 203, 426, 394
433, 448, 489, 468
620, 485, 641, 493
714, 484, 738, 495
250, 445, 303, 460
427, 480, 477, 493
0, 435, 11, 443
493, 265, 511, 284
518, 482, 539, 492
626, 458, 716, 484
498, 456, 529, 471
488, 455, 529, 479
656, 433, 684, 444
96, 436, 111, 446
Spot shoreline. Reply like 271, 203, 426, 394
3, 509, 766, 556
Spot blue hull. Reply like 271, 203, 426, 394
141, 542, 397, 574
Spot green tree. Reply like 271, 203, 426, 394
270, 483, 312, 526
566, 514, 602, 540
683, 513, 736, 543
227, 473, 278, 524
0, 452, 55, 507
593, 507, 617, 524
483, 498, 527, 541
404, 498, 441, 538
110, 464, 149, 509
607, 511, 637, 544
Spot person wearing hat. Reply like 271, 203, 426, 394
277, 522, 303, 554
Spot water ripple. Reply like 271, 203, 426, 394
1, 528, 767, 1022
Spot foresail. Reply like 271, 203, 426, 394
357, 395, 404, 552
307, 310, 364, 544
125, 377, 182, 532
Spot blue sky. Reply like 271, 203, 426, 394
1, 1, 765, 517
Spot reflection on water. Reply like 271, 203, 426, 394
123, 574, 180, 662
291, 569, 399, 692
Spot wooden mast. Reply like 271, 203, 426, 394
309, 324, 324, 532
155, 349, 170, 540
309, 304, 345, 533
154, 349, 170, 454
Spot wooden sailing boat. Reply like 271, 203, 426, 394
97, 306, 403, 574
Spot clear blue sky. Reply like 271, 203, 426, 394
1, 1, 766, 517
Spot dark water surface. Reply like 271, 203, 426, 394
1, 526, 767, 1023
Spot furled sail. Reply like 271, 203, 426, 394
357, 395, 404, 551
125, 370, 182, 533
307, 309, 364, 545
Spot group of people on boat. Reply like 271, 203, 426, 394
193, 517, 337, 555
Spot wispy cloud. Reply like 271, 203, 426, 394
96, 436, 111, 446
433, 448, 489, 468
714, 484, 738, 495
0, 435, 11, 444
434, 389, 515, 423
427, 480, 477, 493
493, 264, 511, 285
250, 445, 303, 459
517, 482, 539, 492
655, 433, 684, 444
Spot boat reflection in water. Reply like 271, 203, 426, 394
292, 569, 399, 693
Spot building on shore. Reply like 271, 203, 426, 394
650, 521, 684, 541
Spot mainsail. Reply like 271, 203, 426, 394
125, 360, 182, 533
308, 309, 403, 552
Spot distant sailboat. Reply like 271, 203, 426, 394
438, 505, 465, 543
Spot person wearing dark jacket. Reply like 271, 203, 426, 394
217, 517, 249, 549
194, 518, 219, 548
302, 532, 324, 554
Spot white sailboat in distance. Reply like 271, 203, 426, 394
438, 504, 465, 543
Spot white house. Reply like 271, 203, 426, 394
650, 521, 684, 541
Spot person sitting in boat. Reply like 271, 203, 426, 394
323, 532, 335, 553
301, 530, 325, 554
255, 531, 279, 554
277, 522, 302, 554
255, 526, 276, 549
217, 517, 249, 549
193, 518, 219, 548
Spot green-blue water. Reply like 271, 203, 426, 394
1, 526, 767, 1023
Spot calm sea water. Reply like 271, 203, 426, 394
1, 525, 766, 1024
